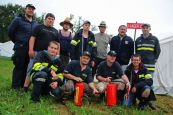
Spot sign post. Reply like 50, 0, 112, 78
127, 22, 143, 54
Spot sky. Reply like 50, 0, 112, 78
1, 0, 173, 39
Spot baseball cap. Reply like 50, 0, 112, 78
108, 50, 117, 57
26, 4, 35, 9
142, 23, 151, 28
81, 51, 91, 58
83, 20, 91, 25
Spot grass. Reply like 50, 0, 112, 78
0, 57, 173, 115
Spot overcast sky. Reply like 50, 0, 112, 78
1, 0, 173, 39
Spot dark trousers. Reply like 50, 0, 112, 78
11, 48, 29, 89
31, 71, 51, 101
92, 57, 105, 76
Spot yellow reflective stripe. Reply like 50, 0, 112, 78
137, 47, 154, 51
92, 42, 97, 47
147, 68, 155, 71
57, 73, 64, 80
42, 62, 48, 66
88, 41, 97, 47
139, 74, 145, 78
145, 74, 152, 79
50, 65, 58, 71
32, 63, 42, 70
71, 40, 80, 46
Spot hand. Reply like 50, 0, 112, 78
50, 82, 58, 89
105, 77, 112, 83
132, 87, 136, 93
74, 77, 83, 82
92, 88, 99, 96
91, 61, 95, 68
28, 49, 35, 58
126, 82, 131, 91
51, 70, 58, 80
124, 93, 129, 100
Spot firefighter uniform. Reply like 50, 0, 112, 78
70, 29, 97, 61
124, 63, 156, 107
30, 50, 64, 102
135, 34, 161, 73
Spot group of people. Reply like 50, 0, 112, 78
8, 4, 161, 110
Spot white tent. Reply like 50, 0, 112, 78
0, 41, 14, 57
153, 33, 173, 97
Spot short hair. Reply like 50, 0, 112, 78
49, 41, 59, 48
131, 54, 141, 60
118, 25, 127, 30
45, 13, 55, 19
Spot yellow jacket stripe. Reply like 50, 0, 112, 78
71, 39, 80, 46
137, 47, 154, 51
57, 73, 63, 80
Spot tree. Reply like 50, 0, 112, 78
69, 14, 97, 33
0, 4, 44, 43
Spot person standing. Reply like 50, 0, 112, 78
23, 13, 59, 91
135, 23, 161, 109
70, 20, 97, 68
110, 25, 134, 71
59, 17, 73, 68
8, 4, 37, 89
135, 23, 161, 76
93, 21, 110, 76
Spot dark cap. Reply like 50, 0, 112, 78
83, 20, 91, 25
108, 50, 117, 57
81, 51, 91, 58
26, 4, 36, 9
142, 23, 151, 28
45, 13, 55, 19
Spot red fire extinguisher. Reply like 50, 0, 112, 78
106, 83, 117, 106
74, 82, 84, 106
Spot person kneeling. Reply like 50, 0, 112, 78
123, 54, 156, 110
96, 50, 131, 104
61, 51, 99, 99
30, 41, 63, 102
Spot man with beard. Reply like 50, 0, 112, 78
23, 13, 59, 91
8, 4, 37, 89
59, 17, 73, 68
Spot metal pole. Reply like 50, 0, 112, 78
133, 21, 137, 54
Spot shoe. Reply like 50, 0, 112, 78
148, 101, 157, 110
138, 102, 145, 110
30, 97, 40, 103
23, 87, 28, 92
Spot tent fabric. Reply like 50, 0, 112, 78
153, 34, 173, 97
0, 41, 14, 57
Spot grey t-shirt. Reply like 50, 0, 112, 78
95, 33, 110, 59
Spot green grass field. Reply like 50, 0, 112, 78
0, 57, 173, 115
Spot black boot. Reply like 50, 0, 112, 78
31, 81, 44, 102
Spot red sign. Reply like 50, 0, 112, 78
127, 23, 143, 29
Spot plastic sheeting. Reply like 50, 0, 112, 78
153, 34, 173, 97
0, 41, 14, 57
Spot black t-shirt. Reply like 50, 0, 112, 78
96, 61, 123, 80
63, 60, 93, 84
32, 24, 59, 51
